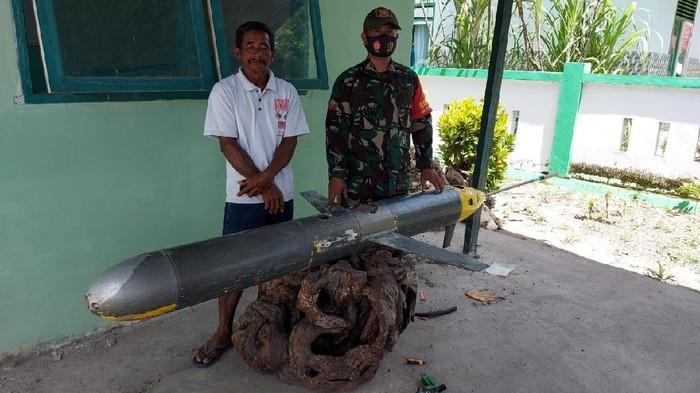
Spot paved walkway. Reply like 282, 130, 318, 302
2, 226, 699, 393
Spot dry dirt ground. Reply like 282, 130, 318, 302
3, 198, 700, 392
490, 179, 700, 292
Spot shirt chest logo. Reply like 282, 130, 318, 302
274, 98, 289, 112
274, 98, 289, 136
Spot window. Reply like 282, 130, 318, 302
412, 24, 430, 67
619, 118, 632, 152
412, 1, 435, 67
510, 110, 520, 136
12, 0, 327, 103
655, 122, 670, 157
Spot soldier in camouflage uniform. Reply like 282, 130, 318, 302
326, 7, 444, 205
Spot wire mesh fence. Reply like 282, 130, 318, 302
622, 52, 671, 76
684, 57, 700, 78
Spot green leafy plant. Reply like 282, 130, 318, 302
676, 182, 700, 201
423, 0, 650, 74
646, 261, 674, 283
587, 198, 597, 220
427, 0, 495, 68
630, 191, 642, 203
511, 0, 649, 73
437, 98, 515, 192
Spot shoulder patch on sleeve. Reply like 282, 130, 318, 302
411, 79, 432, 120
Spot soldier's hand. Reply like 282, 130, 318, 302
262, 183, 284, 214
420, 168, 445, 192
328, 177, 348, 206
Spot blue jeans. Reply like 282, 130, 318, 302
222, 200, 294, 235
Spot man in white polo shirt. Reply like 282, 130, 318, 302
195, 21, 310, 367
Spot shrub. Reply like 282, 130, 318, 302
437, 98, 515, 192
676, 182, 700, 201
570, 162, 699, 199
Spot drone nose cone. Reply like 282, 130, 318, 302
85, 251, 179, 321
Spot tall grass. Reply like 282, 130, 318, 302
422, 0, 650, 73
428, 0, 494, 68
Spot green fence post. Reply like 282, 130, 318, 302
549, 62, 590, 176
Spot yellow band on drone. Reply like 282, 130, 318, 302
99, 303, 177, 322
457, 187, 486, 221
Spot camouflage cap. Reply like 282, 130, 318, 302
363, 7, 401, 31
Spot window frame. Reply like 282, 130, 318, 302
11, 0, 328, 104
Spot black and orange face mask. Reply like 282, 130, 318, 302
365, 34, 397, 57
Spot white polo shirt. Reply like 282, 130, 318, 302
204, 70, 310, 204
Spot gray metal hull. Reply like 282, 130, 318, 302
86, 188, 479, 321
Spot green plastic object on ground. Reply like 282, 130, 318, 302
416, 373, 447, 392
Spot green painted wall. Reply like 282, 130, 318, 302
0, 0, 413, 354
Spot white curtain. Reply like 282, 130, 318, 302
412, 24, 430, 67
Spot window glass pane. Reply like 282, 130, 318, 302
51, 0, 201, 78
510, 110, 520, 136
655, 122, 670, 157
275, 4, 315, 80
219, 0, 315, 80
620, 118, 632, 152
412, 24, 430, 67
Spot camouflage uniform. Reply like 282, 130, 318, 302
326, 59, 434, 202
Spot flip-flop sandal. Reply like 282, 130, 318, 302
192, 342, 232, 368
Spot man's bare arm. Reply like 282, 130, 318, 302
238, 136, 297, 197
218, 136, 261, 178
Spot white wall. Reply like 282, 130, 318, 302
574, 84, 700, 178
420, 75, 561, 172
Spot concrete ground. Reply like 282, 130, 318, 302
2, 225, 699, 393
